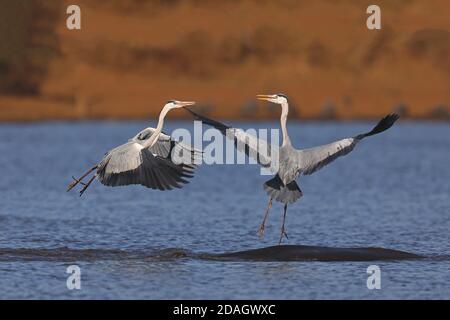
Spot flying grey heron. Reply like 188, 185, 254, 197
67, 100, 201, 196
186, 94, 399, 244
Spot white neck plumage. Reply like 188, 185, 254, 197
280, 101, 291, 146
143, 104, 172, 148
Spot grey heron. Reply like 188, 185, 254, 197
187, 94, 399, 244
67, 100, 201, 196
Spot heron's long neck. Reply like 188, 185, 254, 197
143, 105, 171, 148
280, 102, 291, 146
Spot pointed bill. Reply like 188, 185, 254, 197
178, 101, 196, 107
257, 94, 277, 102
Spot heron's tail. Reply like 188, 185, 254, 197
356, 113, 400, 139
264, 175, 302, 205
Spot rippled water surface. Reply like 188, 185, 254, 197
0, 120, 449, 299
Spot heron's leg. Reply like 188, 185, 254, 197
258, 197, 273, 237
67, 166, 97, 192
79, 175, 96, 197
278, 204, 289, 245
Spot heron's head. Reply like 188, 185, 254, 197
165, 100, 196, 109
257, 94, 288, 105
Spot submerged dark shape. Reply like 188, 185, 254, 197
0, 245, 426, 263
214, 245, 423, 262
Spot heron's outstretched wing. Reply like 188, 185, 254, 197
298, 114, 399, 175
298, 138, 358, 175
96, 141, 195, 190
185, 108, 274, 169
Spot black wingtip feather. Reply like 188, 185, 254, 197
359, 113, 400, 138
184, 107, 230, 134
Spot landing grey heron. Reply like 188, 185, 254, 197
187, 94, 399, 244
67, 100, 201, 196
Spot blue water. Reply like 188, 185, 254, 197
0, 120, 449, 299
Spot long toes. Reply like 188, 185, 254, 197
71, 176, 82, 183
257, 225, 265, 237
67, 183, 77, 192
67, 177, 81, 192
278, 229, 288, 245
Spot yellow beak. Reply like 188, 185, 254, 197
178, 101, 196, 107
257, 94, 276, 101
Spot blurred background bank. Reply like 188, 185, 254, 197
0, 0, 449, 122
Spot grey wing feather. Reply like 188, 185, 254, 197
298, 138, 358, 175
98, 142, 142, 175
297, 113, 399, 175
231, 128, 274, 168
185, 108, 274, 169
97, 141, 195, 190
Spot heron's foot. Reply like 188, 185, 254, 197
278, 228, 288, 245
67, 177, 80, 192
67, 182, 76, 192
79, 186, 89, 197
74, 177, 87, 186
257, 223, 266, 238
79, 176, 96, 197
67, 176, 86, 192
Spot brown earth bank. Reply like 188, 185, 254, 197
0, 0, 449, 122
